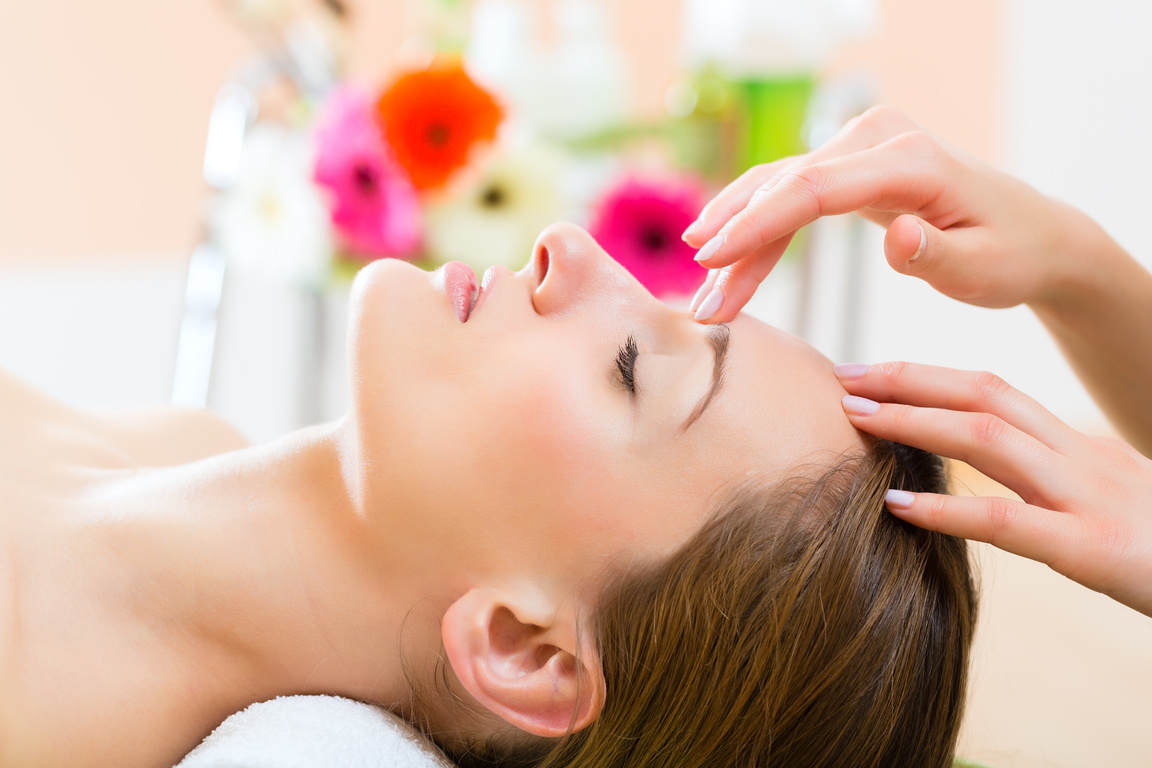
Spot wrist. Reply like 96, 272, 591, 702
1028, 199, 1124, 318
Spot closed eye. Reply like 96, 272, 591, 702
615, 335, 639, 395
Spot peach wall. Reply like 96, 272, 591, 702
0, 0, 998, 262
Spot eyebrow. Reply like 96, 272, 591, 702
680, 323, 731, 433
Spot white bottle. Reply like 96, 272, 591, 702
679, 0, 877, 76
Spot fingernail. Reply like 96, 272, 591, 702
842, 395, 880, 416
694, 232, 725, 262
689, 269, 717, 313
833, 363, 869, 380
885, 489, 915, 509
694, 285, 724, 322
909, 224, 926, 262
682, 219, 702, 242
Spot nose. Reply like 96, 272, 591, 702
527, 222, 647, 316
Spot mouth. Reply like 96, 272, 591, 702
439, 262, 502, 323
440, 261, 478, 323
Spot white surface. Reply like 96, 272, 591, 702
176, 695, 453, 768
0, 258, 185, 409
0, 255, 351, 444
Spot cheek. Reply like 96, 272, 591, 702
474, 363, 636, 546
478, 363, 622, 503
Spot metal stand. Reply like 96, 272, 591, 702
172, 33, 336, 420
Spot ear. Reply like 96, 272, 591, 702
441, 588, 604, 737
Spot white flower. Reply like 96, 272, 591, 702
424, 144, 568, 272
211, 124, 333, 288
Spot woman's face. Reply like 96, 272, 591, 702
346, 223, 864, 591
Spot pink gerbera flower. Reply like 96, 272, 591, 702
588, 176, 705, 297
313, 85, 421, 258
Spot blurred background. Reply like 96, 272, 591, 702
0, 1, 1149, 765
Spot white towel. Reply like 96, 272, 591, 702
175, 695, 456, 768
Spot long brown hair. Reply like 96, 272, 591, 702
445, 440, 977, 768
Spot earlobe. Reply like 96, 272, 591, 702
442, 588, 604, 738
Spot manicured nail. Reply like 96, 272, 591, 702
885, 489, 915, 509
689, 269, 718, 313
833, 363, 869, 380
909, 224, 926, 262
694, 232, 725, 262
694, 285, 724, 322
842, 395, 880, 416
682, 219, 702, 242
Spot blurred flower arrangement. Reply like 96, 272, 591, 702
209, 0, 713, 299
208, 0, 876, 300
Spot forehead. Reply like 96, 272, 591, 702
688, 315, 866, 481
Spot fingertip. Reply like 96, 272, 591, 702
885, 489, 916, 510
842, 395, 880, 416
682, 220, 704, 244
693, 231, 726, 263
885, 215, 928, 271
693, 284, 725, 322
689, 269, 718, 313
833, 363, 869, 380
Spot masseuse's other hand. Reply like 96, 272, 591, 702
685, 105, 1090, 323
835, 361, 1152, 619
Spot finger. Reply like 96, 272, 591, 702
688, 268, 719, 313
685, 111, 912, 246
883, 214, 930, 268
683, 158, 797, 247
840, 397, 1066, 504
795, 105, 920, 165
695, 133, 947, 269
883, 490, 1079, 571
693, 236, 794, 323
882, 214, 1008, 305
823, 105, 922, 151
835, 362, 1079, 453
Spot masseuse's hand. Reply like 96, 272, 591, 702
684, 105, 1091, 323
835, 360, 1152, 619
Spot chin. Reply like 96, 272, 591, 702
344, 257, 470, 449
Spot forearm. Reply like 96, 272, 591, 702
1031, 212, 1152, 455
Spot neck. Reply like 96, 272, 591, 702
82, 419, 447, 721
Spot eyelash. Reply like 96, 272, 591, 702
615, 335, 639, 394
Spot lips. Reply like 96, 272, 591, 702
440, 261, 478, 323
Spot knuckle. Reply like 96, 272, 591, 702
922, 494, 950, 526
872, 360, 912, 384
1090, 517, 1134, 568
1061, 517, 1134, 591
887, 360, 913, 383
971, 413, 1007, 447
727, 208, 769, 248
984, 497, 1019, 542
971, 370, 1013, 403
856, 105, 914, 136
778, 166, 826, 216
841, 113, 865, 136
1091, 435, 1140, 465
891, 129, 944, 162
886, 403, 915, 434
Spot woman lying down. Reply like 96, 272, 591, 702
0, 222, 976, 768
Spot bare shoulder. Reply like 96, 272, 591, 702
0, 367, 70, 418
81, 405, 251, 466
0, 365, 249, 466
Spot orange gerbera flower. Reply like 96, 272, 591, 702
376, 64, 503, 190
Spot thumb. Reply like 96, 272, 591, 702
883, 214, 942, 275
